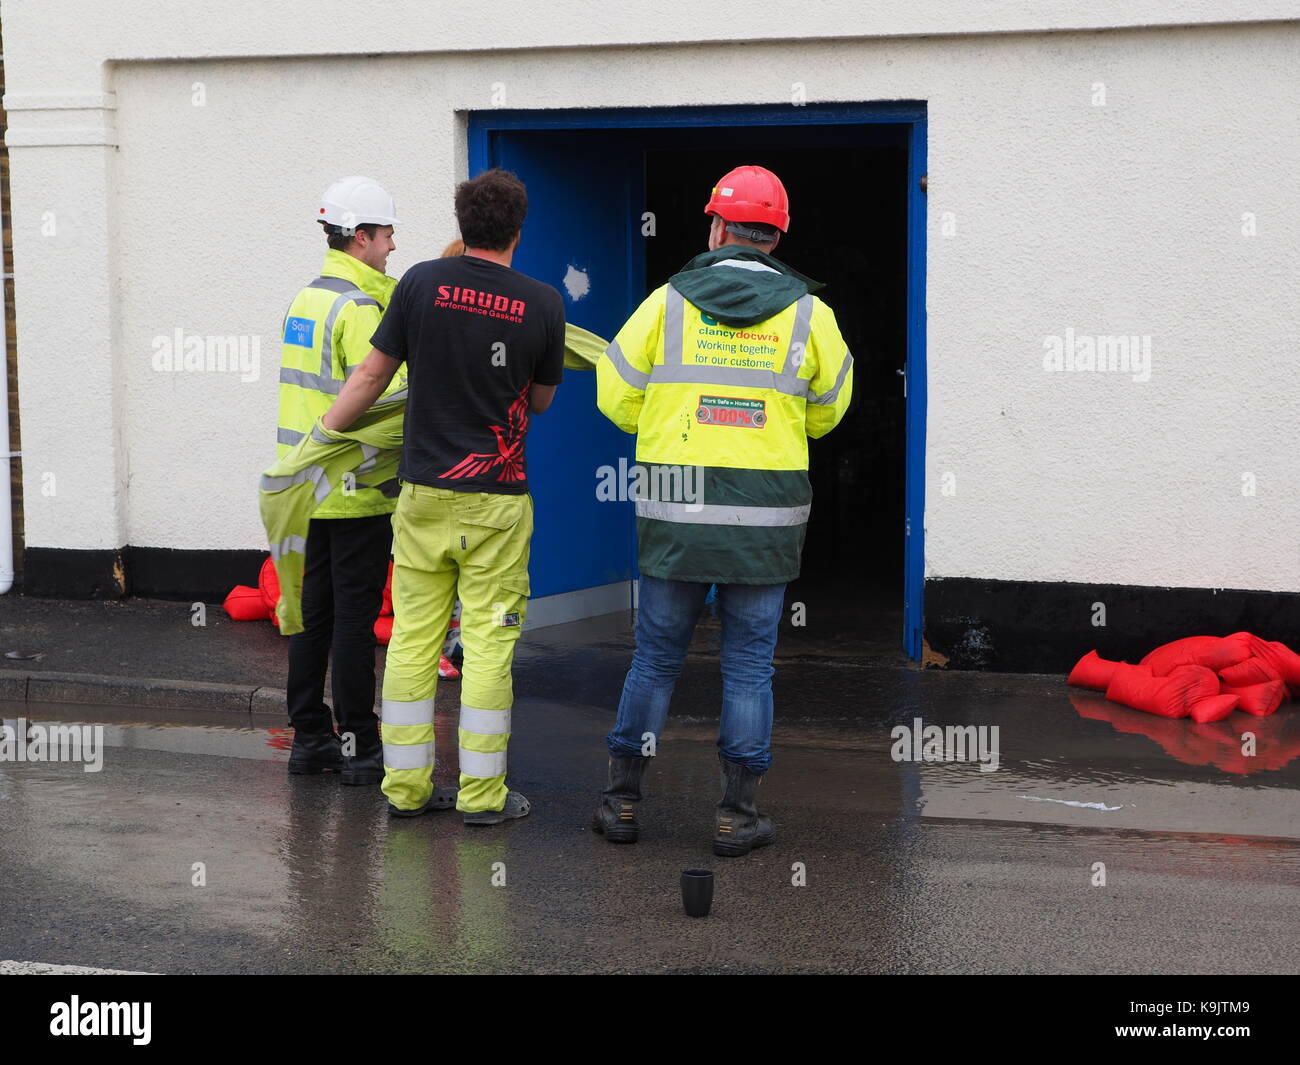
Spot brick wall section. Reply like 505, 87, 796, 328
0, 37, 23, 586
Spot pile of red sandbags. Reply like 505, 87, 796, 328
1068, 632, 1300, 723
223, 557, 396, 642
224, 557, 462, 678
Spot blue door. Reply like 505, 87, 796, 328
477, 130, 644, 609
470, 103, 927, 654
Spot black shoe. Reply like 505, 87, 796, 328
591, 755, 650, 844
340, 735, 384, 787
713, 757, 776, 857
287, 729, 343, 775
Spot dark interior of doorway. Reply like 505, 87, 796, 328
642, 127, 909, 661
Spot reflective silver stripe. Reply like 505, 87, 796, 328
277, 427, 305, 446
320, 290, 380, 378
458, 748, 507, 778
268, 534, 307, 560
355, 442, 381, 474
459, 705, 511, 736
280, 366, 343, 395
663, 286, 684, 366
711, 258, 780, 274
307, 276, 360, 296
649, 362, 809, 398
383, 741, 434, 771
606, 339, 649, 390
809, 349, 854, 406
781, 295, 815, 376
376, 388, 408, 406
260, 465, 331, 503
310, 422, 334, 445
381, 697, 434, 727
636, 500, 810, 527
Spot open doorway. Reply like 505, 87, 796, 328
644, 133, 909, 662
472, 104, 924, 659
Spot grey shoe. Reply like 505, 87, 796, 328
463, 790, 531, 826
388, 787, 460, 818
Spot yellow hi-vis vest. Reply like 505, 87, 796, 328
277, 248, 405, 518
596, 284, 853, 584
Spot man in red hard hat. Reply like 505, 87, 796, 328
592, 165, 854, 856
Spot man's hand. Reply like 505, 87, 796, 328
322, 348, 403, 432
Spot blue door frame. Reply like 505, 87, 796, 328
468, 101, 928, 659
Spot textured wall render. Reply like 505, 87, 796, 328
5, 12, 1299, 593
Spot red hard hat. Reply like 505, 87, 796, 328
703, 165, 790, 232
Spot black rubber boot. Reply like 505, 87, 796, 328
713, 757, 775, 857
591, 755, 650, 843
340, 728, 383, 786
287, 729, 343, 775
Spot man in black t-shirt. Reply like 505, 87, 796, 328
322, 168, 564, 824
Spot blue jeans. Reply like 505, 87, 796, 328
606, 576, 786, 773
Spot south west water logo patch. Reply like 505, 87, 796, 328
283, 316, 315, 347
697, 395, 766, 428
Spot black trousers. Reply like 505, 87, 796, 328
286, 513, 393, 746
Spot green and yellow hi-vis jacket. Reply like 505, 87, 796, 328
278, 249, 404, 519
260, 323, 607, 635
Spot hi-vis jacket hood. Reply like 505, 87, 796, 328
321, 247, 396, 306
262, 323, 608, 634
667, 246, 824, 328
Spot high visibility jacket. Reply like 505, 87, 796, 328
277, 248, 404, 518
262, 323, 609, 633
596, 247, 853, 584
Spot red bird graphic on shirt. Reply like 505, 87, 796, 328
441, 386, 531, 482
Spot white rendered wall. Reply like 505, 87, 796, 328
3, 2, 1299, 592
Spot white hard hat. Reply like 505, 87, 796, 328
317, 176, 401, 233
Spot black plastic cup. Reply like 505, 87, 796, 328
681, 868, 714, 918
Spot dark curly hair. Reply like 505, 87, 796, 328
455, 168, 528, 251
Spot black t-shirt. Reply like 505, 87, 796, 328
371, 254, 565, 494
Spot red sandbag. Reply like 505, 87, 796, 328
1067, 650, 1124, 691
1218, 656, 1281, 687
1140, 636, 1221, 677
1188, 694, 1239, 724
1220, 679, 1285, 717
381, 560, 394, 616
258, 556, 281, 611
224, 585, 271, 621
1141, 635, 1251, 677
374, 614, 393, 645
1257, 640, 1300, 696
1167, 663, 1222, 709
1204, 631, 1256, 672
1107, 663, 1219, 719
257, 556, 281, 628
1104, 663, 1166, 714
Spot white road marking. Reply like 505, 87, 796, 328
0, 960, 156, 975
1017, 795, 1125, 811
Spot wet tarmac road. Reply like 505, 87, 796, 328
1, 668, 1297, 974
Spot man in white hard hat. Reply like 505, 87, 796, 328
279, 176, 412, 789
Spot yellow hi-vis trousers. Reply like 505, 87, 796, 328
380, 484, 533, 813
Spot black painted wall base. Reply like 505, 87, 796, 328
925, 576, 1300, 674
22, 547, 266, 603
